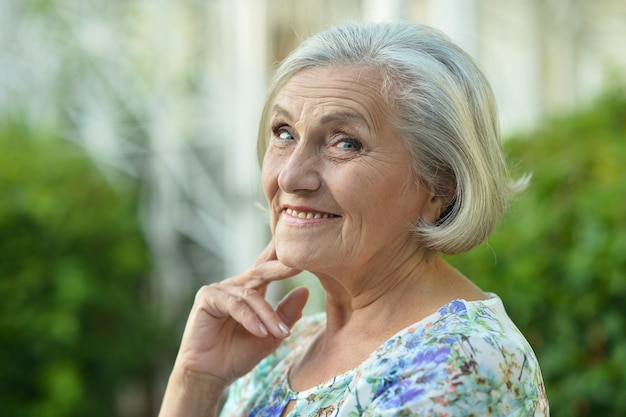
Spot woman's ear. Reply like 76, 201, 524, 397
435, 195, 456, 225
414, 176, 451, 224
422, 193, 449, 224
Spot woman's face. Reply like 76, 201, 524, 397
262, 66, 442, 277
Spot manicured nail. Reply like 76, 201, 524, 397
278, 323, 290, 336
259, 324, 269, 337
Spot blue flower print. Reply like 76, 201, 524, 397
219, 295, 549, 417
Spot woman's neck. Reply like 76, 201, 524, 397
316, 252, 485, 342
287, 253, 486, 393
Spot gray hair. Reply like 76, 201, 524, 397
257, 21, 527, 255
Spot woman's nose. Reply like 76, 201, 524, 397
277, 143, 321, 194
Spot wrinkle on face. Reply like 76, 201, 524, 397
261, 65, 443, 293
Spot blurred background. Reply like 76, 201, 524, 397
1, 0, 624, 416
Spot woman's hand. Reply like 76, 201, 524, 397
159, 241, 308, 417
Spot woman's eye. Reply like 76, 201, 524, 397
336, 138, 362, 150
279, 131, 294, 140
277, 130, 294, 141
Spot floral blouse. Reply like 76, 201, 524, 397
219, 294, 549, 416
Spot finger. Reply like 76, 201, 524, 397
229, 260, 301, 289
192, 284, 269, 338
221, 284, 307, 340
275, 287, 310, 334
210, 282, 296, 339
249, 261, 301, 285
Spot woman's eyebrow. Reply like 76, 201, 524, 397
272, 104, 370, 129
272, 104, 292, 120
320, 111, 369, 128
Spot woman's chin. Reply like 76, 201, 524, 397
275, 249, 319, 273
276, 253, 309, 271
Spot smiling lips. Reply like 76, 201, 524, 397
284, 207, 338, 219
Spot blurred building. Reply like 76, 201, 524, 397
2, 0, 626, 414
2, 0, 625, 323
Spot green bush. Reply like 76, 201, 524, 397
0, 121, 164, 417
449, 88, 626, 417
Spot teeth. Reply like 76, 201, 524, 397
285, 208, 334, 219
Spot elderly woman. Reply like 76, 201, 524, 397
160, 22, 549, 416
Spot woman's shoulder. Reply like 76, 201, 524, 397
354, 294, 548, 415
367, 294, 538, 374
395, 294, 531, 352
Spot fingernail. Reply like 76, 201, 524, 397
278, 323, 290, 336
259, 324, 269, 337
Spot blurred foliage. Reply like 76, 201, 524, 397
1, 80, 624, 417
0, 121, 166, 417
449, 87, 626, 417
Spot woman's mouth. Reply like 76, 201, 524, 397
284, 208, 338, 219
